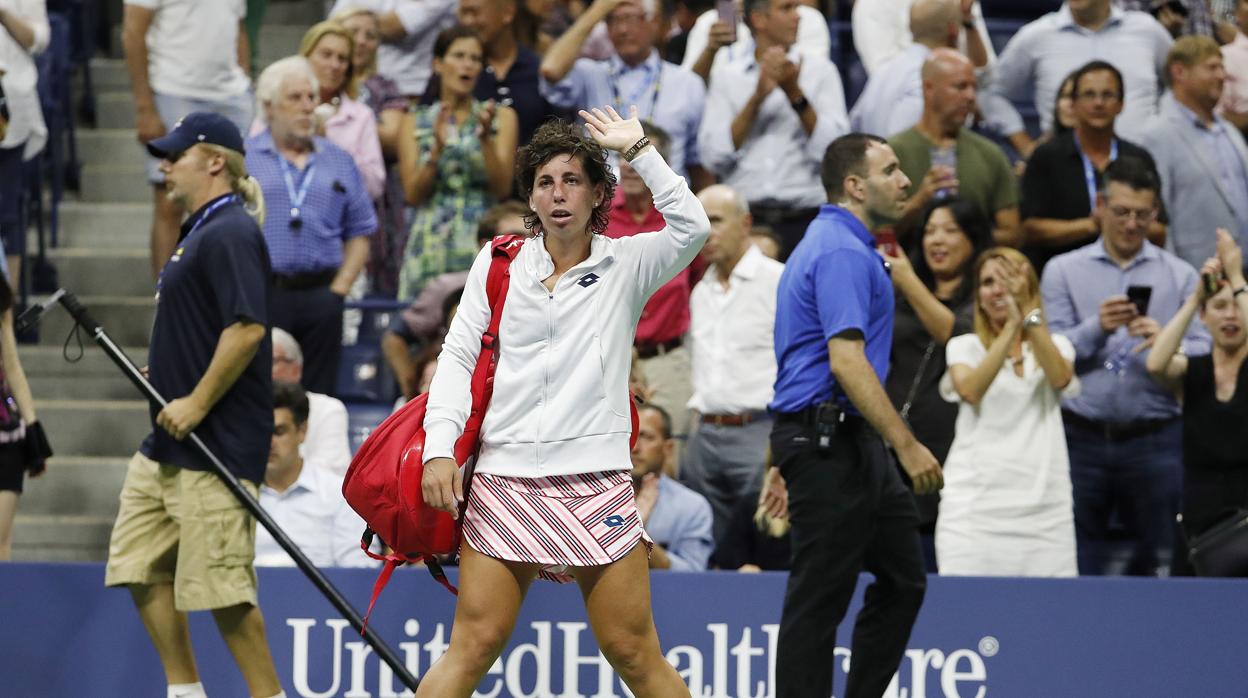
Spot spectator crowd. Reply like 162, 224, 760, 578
110, 0, 1248, 578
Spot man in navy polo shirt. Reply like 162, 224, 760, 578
769, 133, 942, 698
104, 113, 286, 698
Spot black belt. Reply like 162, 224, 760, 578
636, 336, 682, 359
1062, 410, 1178, 442
774, 405, 865, 429
749, 204, 820, 226
272, 269, 336, 291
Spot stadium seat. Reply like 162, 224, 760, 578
336, 341, 400, 404
345, 401, 394, 455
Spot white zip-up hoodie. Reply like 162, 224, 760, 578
422, 149, 710, 477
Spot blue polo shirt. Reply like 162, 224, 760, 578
770, 205, 895, 414
141, 194, 274, 483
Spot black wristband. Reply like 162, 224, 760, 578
1234, 285, 1248, 298
789, 95, 809, 113
623, 136, 651, 162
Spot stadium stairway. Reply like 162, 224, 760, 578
10, 0, 324, 561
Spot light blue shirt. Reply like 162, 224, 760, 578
699, 47, 848, 208
991, 4, 1171, 141
255, 463, 378, 569
647, 475, 714, 572
540, 50, 705, 178
1040, 239, 1209, 422
851, 43, 928, 137
1173, 100, 1248, 243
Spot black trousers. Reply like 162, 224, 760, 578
270, 283, 344, 396
772, 417, 926, 698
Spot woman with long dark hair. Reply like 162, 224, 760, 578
397, 26, 518, 299
881, 197, 989, 568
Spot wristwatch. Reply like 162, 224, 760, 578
1023, 308, 1045, 328
623, 136, 651, 162
1235, 285, 1248, 298
789, 95, 810, 113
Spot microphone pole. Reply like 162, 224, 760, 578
41, 290, 421, 692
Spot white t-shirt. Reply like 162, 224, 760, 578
125, 0, 251, 100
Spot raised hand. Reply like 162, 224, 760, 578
579, 105, 644, 154
1216, 228, 1244, 284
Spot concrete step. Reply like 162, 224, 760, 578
76, 127, 145, 169
95, 91, 137, 131
10, 514, 113, 562
20, 344, 149, 401
80, 163, 150, 203
39, 295, 154, 348
56, 201, 151, 249
36, 399, 151, 458
18, 456, 128, 518
43, 248, 154, 298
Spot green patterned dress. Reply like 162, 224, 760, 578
398, 101, 496, 299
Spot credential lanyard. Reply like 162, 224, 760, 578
155, 194, 239, 298
1074, 133, 1117, 213
278, 154, 317, 224
610, 60, 663, 121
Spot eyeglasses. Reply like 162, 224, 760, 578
1108, 206, 1157, 224
1075, 90, 1121, 103
606, 12, 648, 26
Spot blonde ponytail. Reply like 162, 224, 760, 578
202, 144, 266, 226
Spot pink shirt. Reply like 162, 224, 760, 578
1220, 32, 1248, 117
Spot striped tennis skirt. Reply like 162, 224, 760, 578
463, 470, 652, 583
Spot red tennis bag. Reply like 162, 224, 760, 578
343, 234, 526, 628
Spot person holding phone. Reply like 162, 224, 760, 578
1146, 230, 1248, 576
1040, 156, 1210, 576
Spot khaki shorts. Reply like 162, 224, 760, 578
104, 452, 260, 612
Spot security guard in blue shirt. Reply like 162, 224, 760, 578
769, 133, 944, 698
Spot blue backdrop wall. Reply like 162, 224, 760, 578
2, 563, 1245, 697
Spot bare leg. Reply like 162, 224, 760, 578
211, 602, 282, 698
574, 544, 690, 697
150, 185, 182, 279
129, 583, 200, 685
415, 544, 540, 698
0, 490, 19, 560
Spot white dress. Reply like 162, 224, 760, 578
935, 333, 1079, 577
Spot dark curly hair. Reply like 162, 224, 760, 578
515, 119, 617, 235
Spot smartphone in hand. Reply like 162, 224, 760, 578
716, 0, 738, 42
1126, 285, 1152, 316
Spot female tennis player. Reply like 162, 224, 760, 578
416, 105, 708, 696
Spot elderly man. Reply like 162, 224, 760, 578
889, 49, 1021, 246
1022, 60, 1165, 272
1141, 36, 1248, 273
271, 329, 350, 476
631, 404, 715, 571
698, 0, 848, 258
255, 382, 374, 569
245, 56, 377, 396
991, 0, 1172, 141
539, 0, 709, 185
681, 183, 784, 544
1041, 157, 1209, 576
123, 0, 253, 278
